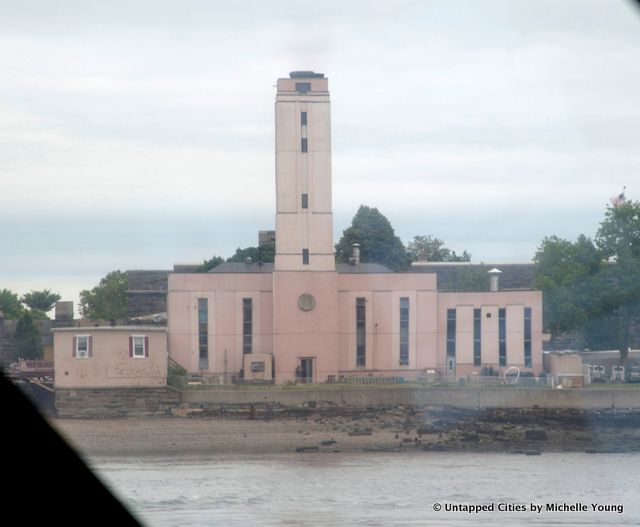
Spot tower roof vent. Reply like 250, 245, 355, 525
289, 71, 325, 79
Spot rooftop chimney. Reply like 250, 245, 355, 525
55, 301, 73, 321
488, 268, 502, 292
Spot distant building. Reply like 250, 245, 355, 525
166, 72, 544, 384
54, 72, 544, 389
126, 270, 171, 319
258, 230, 276, 246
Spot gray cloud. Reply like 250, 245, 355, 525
1, 0, 638, 303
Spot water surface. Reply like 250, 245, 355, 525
94, 452, 640, 526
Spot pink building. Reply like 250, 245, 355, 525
53, 326, 167, 388
167, 72, 543, 384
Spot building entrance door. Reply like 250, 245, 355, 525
300, 358, 313, 384
446, 356, 456, 378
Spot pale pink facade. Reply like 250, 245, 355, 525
53, 326, 167, 388
167, 267, 543, 383
437, 291, 543, 377
166, 72, 544, 384
168, 272, 273, 379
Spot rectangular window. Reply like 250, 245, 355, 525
356, 297, 366, 367
131, 335, 147, 359
243, 298, 252, 354
198, 298, 208, 367
301, 193, 308, 209
473, 308, 481, 366
301, 111, 307, 125
499, 308, 506, 367
75, 335, 90, 359
399, 297, 409, 365
301, 138, 308, 152
446, 309, 456, 357
302, 249, 309, 265
524, 307, 532, 368
295, 82, 311, 93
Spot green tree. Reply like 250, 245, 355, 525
594, 200, 640, 364
199, 255, 225, 272
406, 235, 471, 262
14, 311, 42, 360
534, 234, 602, 334
0, 289, 23, 319
534, 200, 640, 364
227, 241, 275, 264
79, 271, 128, 320
596, 200, 640, 260
335, 205, 410, 271
21, 289, 61, 319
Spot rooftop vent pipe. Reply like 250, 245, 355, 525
488, 268, 502, 292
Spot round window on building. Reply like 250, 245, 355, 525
297, 293, 316, 312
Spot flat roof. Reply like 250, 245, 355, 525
207, 262, 394, 274
208, 262, 275, 273
52, 326, 166, 332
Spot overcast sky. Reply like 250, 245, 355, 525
1, 0, 639, 311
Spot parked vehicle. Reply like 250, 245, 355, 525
611, 365, 624, 383
628, 365, 640, 383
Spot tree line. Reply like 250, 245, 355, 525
201, 205, 472, 272
0, 289, 61, 361
534, 200, 640, 364
4, 200, 637, 363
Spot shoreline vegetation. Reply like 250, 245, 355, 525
51, 406, 640, 458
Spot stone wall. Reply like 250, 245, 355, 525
182, 386, 640, 410
56, 386, 181, 418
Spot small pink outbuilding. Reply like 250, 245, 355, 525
53, 326, 167, 388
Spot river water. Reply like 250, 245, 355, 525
93, 452, 640, 526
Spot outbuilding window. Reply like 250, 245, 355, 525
74, 335, 92, 359
130, 335, 149, 359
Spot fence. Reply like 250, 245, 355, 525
345, 376, 408, 385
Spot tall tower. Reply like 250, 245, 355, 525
274, 71, 335, 271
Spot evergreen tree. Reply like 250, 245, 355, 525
14, 311, 43, 360
335, 205, 410, 271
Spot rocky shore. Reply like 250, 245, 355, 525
51, 405, 640, 458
